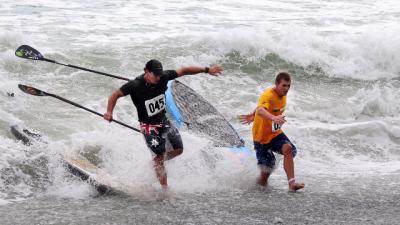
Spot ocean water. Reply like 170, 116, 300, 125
0, 0, 399, 224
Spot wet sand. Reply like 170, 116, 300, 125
1, 183, 399, 225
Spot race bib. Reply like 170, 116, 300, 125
145, 94, 166, 116
272, 121, 282, 132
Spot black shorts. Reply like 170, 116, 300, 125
254, 133, 297, 170
140, 119, 183, 156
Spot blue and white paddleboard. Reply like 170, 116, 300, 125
165, 80, 250, 155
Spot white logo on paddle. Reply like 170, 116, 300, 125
145, 94, 166, 116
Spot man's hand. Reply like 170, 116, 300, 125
272, 115, 286, 125
239, 113, 255, 125
208, 65, 223, 76
103, 112, 113, 122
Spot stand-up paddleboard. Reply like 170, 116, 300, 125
10, 125, 42, 146
65, 153, 155, 196
9, 125, 113, 194
165, 80, 250, 155
63, 153, 114, 194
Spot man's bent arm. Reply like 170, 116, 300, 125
257, 106, 286, 125
256, 107, 274, 120
104, 90, 124, 121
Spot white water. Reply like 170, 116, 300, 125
0, 0, 399, 206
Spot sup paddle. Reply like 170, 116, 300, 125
15, 45, 130, 81
18, 84, 140, 133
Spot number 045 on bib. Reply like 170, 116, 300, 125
145, 94, 166, 116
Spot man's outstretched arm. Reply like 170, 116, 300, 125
239, 109, 256, 125
176, 65, 223, 77
239, 107, 286, 125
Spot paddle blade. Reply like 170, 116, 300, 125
15, 45, 44, 60
18, 84, 48, 96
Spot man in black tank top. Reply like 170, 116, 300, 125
103, 59, 223, 190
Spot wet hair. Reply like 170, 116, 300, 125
275, 72, 291, 84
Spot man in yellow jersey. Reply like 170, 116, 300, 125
239, 72, 305, 192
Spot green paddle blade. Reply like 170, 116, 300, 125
18, 84, 48, 96
15, 45, 44, 60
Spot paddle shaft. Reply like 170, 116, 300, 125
41, 58, 130, 81
46, 92, 140, 133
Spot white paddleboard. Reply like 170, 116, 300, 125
63, 152, 116, 194
64, 153, 157, 196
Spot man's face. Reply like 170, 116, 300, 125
275, 79, 291, 97
145, 71, 161, 84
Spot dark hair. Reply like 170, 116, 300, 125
145, 59, 163, 76
275, 72, 291, 84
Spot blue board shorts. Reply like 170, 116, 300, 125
254, 133, 297, 170
141, 119, 183, 156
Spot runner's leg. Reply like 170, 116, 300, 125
282, 143, 304, 191
255, 142, 275, 187
165, 124, 183, 161
153, 154, 168, 190
141, 125, 168, 189
282, 143, 295, 180
257, 166, 270, 186
270, 133, 304, 191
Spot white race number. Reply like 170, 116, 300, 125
145, 94, 166, 116
272, 121, 282, 133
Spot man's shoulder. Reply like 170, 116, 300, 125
128, 74, 145, 86
163, 69, 177, 75
120, 75, 144, 94
261, 86, 275, 98
264, 86, 274, 93
161, 70, 178, 78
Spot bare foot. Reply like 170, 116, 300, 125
256, 176, 268, 187
289, 182, 305, 192
257, 178, 268, 187
257, 170, 270, 187
161, 185, 168, 192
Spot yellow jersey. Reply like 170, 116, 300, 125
252, 87, 286, 144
